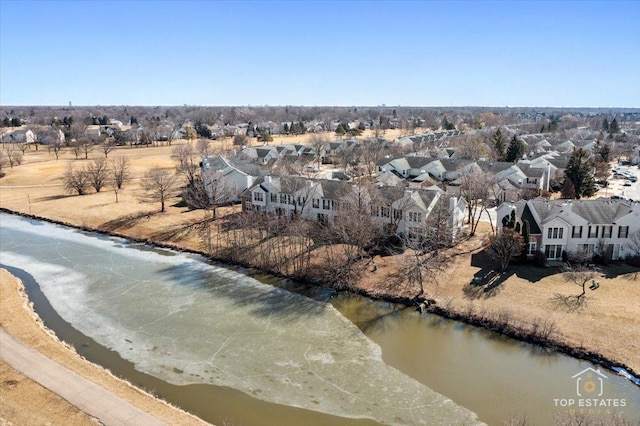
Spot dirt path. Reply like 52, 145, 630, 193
0, 328, 165, 426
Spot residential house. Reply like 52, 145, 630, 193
201, 155, 256, 202
1, 129, 36, 144
242, 176, 467, 240
497, 198, 640, 261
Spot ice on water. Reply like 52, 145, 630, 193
0, 214, 482, 425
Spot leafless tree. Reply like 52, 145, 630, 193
80, 138, 94, 159
460, 169, 496, 235
70, 139, 83, 159
196, 138, 212, 157
85, 157, 110, 193
63, 164, 90, 195
99, 139, 116, 158
489, 228, 524, 272
172, 142, 199, 187
0, 151, 8, 175
140, 166, 180, 212
15, 142, 29, 156
308, 134, 327, 172
3, 144, 23, 168
110, 155, 130, 190
184, 174, 232, 220
359, 138, 386, 179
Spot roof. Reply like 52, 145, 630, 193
528, 198, 633, 227
405, 156, 437, 169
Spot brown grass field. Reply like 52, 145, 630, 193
1, 131, 639, 424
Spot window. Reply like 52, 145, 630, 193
393, 209, 403, 220
270, 194, 277, 202
580, 244, 596, 255
547, 227, 564, 239
253, 192, 263, 202
602, 225, 612, 238
527, 242, 537, 255
280, 194, 287, 204
381, 207, 390, 218
408, 211, 423, 222
322, 199, 330, 210
618, 226, 629, 238
312, 198, 319, 208
572, 226, 582, 238
588, 226, 598, 238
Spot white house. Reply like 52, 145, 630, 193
1, 129, 36, 144
497, 198, 640, 261
201, 156, 256, 202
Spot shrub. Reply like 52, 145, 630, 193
533, 250, 547, 267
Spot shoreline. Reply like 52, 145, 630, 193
2, 207, 639, 385
0, 267, 209, 425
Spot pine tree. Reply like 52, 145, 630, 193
602, 118, 610, 131
609, 118, 620, 134
564, 148, 596, 199
505, 135, 525, 162
492, 128, 507, 161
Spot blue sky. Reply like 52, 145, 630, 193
1, 0, 639, 107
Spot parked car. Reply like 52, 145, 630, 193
623, 180, 632, 186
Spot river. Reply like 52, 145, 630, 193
1, 213, 638, 425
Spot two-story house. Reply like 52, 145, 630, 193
497, 198, 640, 261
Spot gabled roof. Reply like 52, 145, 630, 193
405, 156, 437, 169
527, 198, 633, 227
518, 163, 545, 178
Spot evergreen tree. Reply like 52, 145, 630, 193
597, 143, 611, 163
2, 117, 11, 127
563, 148, 596, 199
520, 219, 530, 261
609, 118, 620, 134
283, 123, 290, 134
130, 116, 138, 125
491, 128, 507, 161
505, 135, 526, 162
602, 118, 610, 131
10, 117, 21, 127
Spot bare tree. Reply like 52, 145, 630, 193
63, 164, 90, 195
460, 169, 496, 235
110, 155, 130, 190
3, 144, 23, 168
489, 228, 524, 272
171, 142, 199, 187
70, 139, 83, 159
308, 134, 327, 172
140, 166, 180, 212
85, 157, 110, 193
196, 138, 212, 157
0, 151, 8, 175
359, 138, 386, 179
184, 174, 232, 220
80, 138, 94, 159
99, 139, 116, 158
552, 266, 598, 310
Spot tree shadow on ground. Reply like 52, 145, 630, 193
37, 194, 75, 202
597, 263, 640, 280
101, 210, 158, 231
471, 248, 563, 284
463, 269, 515, 299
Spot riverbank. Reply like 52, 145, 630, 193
0, 268, 209, 425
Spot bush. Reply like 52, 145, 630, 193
625, 255, 640, 268
533, 250, 547, 267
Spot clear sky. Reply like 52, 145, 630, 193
1, 0, 639, 107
